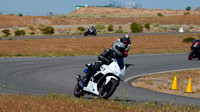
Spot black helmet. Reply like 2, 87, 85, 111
112, 41, 126, 56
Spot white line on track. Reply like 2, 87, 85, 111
124, 67, 200, 84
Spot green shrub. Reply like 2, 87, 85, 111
184, 12, 190, 15
182, 37, 195, 43
12, 26, 18, 30
118, 26, 122, 29
157, 13, 164, 17
177, 34, 182, 37
38, 25, 54, 34
77, 26, 85, 32
170, 24, 180, 31
115, 29, 124, 33
2, 29, 11, 37
144, 23, 150, 30
15, 30, 25, 36
186, 6, 191, 11
153, 23, 159, 27
18, 13, 23, 16
130, 23, 143, 33
37, 24, 46, 31
29, 32, 35, 35
108, 24, 114, 31
94, 23, 105, 31
27, 24, 36, 30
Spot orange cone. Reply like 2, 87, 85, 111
171, 76, 177, 90
185, 78, 192, 93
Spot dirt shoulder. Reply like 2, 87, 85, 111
131, 69, 200, 98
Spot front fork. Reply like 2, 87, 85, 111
76, 75, 84, 88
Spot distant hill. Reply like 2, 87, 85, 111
195, 7, 200, 11
70, 7, 199, 17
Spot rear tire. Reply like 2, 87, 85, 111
188, 50, 195, 60
74, 84, 85, 98
99, 79, 118, 99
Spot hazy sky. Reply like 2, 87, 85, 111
0, 0, 200, 15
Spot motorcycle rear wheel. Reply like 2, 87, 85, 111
99, 79, 118, 99
74, 83, 85, 98
188, 50, 195, 60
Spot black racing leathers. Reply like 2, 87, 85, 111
118, 38, 131, 52
84, 49, 122, 84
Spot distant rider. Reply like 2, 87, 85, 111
88, 25, 94, 33
116, 34, 131, 57
83, 41, 127, 86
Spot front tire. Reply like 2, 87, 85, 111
93, 32, 97, 36
74, 84, 85, 98
84, 32, 88, 36
99, 79, 119, 99
188, 50, 195, 60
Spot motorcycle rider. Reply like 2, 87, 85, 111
82, 41, 127, 86
116, 34, 131, 57
88, 25, 94, 33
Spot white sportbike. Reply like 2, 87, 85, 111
74, 58, 132, 99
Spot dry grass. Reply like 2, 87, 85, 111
0, 33, 199, 57
132, 69, 200, 98
0, 94, 199, 112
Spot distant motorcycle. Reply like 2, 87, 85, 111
74, 58, 132, 99
188, 39, 200, 60
84, 28, 97, 36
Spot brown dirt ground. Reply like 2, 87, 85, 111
131, 69, 200, 98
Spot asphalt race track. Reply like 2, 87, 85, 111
0, 53, 199, 106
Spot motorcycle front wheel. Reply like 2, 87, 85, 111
99, 79, 118, 99
84, 32, 88, 36
74, 83, 85, 98
188, 50, 195, 60
93, 32, 97, 36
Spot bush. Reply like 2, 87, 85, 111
2, 29, 11, 37
115, 29, 124, 33
144, 23, 150, 30
29, 32, 35, 35
27, 24, 36, 30
18, 13, 23, 16
186, 6, 191, 11
153, 23, 159, 27
118, 26, 122, 29
182, 37, 195, 43
130, 23, 143, 33
184, 12, 190, 15
15, 30, 26, 36
170, 24, 180, 31
157, 13, 164, 17
38, 25, 54, 34
37, 24, 46, 31
94, 23, 105, 31
77, 26, 85, 32
108, 24, 114, 31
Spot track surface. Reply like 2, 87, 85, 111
0, 53, 199, 105
2, 31, 200, 40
